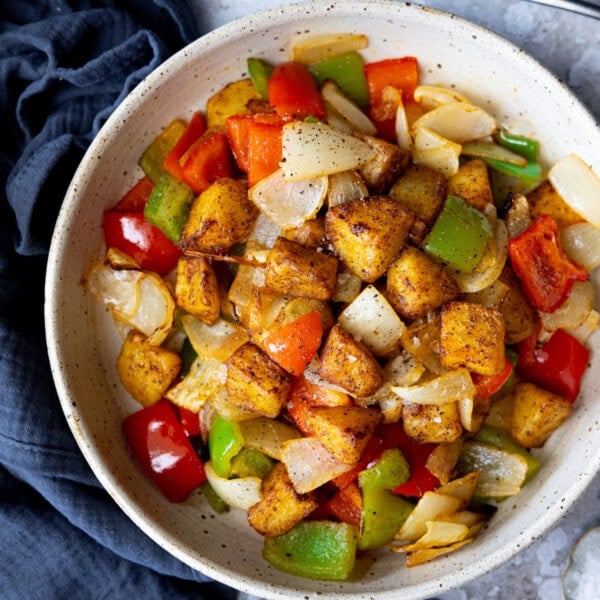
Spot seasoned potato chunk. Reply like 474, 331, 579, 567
358, 134, 411, 193
527, 180, 584, 228
175, 256, 220, 324
305, 406, 382, 464
318, 325, 384, 398
248, 462, 317, 538
226, 342, 291, 418
440, 302, 505, 376
116, 330, 181, 407
206, 78, 261, 128
387, 247, 460, 321
447, 159, 493, 211
181, 178, 257, 254
326, 195, 414, 282
403, 402, 463, 444
510, 382, 572, 448
283, 216, 327, 248
264, 237, 338, 301
497, 265, 537, 344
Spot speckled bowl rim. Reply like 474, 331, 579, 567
45, 1, 600, 599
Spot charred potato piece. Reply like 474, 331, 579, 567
206, 78, 262, 128
181, 178, 257, 255
386, 247, 460, 321
317, 325, 384, 398
527, 180, 584, 227
497, 265, 537, 344
358, 134, 411, 193
440, 302, 505, 376
305, 405, 382, 464
248, 462, 318, 537
510, 382, 573, 448
447, 159, 493, 211
175, 256, 220, 324
226, 342, 291, 418
402, 402, 463, 444
264, 237, 338, 301
116, 330, 181, 407
283, 216, 327, 248
325, 196, 414, 282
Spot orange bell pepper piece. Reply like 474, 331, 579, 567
163, 111, 207, 181
113, 176, 154, 212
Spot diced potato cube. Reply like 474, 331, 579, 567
305, 405, 381, 464
510, 382, 573, 448
387, 247, 460, 321
283, 216, 327, 248
264, 237, 338, 301
527, 180, 584, 228
325, 196, 414, 282
206, 78, 262, 128
318, 325, 384, 398
497, 265, 538, 344
357, 134, 411, 193
440, 302, 505, 376
116, 330, 181, 407
247, 462, 317, 538
447, 158, 493, 211
181, 178, 257, 254
402, 402, 463, 444
226, 342, 291, 418
175, 256, 220, 324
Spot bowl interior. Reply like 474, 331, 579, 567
45, 2, 600, 599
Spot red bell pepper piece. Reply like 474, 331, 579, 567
508, 214, 589, 313
263, 311, 323, 376
176, 406, 202, 438
113, 176, 155, 212
286, 377, 315, 436
331, 435, 383, 490
472, 356, 513, 399
364, 57, 419, 141
268, 62, 327, 120
102, 211, 181, 275
179, 131, 233, 194
163, 111, 207, 181
322, 482, 362, 528
122, 399, 207, 502
517, 328, 590, 402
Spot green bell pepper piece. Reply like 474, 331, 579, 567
208, 414, 244, 478
422, 195, 493, 273
200, 481, 229, 513
263, 521, 358, 581
357, 449, 413, 550
139, 119, 186, 183
143, 174, 193, 243
495, 129, 539, 163
230, 448, 274, 479
247, 57, 273, 100
309, 51, 370, 108
484, 158, 542, 188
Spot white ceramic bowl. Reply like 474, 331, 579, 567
45, 1, 600, 598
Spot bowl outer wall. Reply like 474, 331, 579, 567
44, 1, 600, 599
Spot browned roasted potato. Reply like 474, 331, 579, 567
425, 439, 464, 485
206, 78, 262, 128
497, 265, 537, 344
116, 330, 181, 407
325, 195, 414, 282
357, 134, 411, 193
447, 159, 493, 211
305, 405, 382, 464
386, 246, 460, 322
527, 180, 584, 227
402, 314, 442, 373
318, 325, 384, 398
226, 342, 291, 418
180, 178, 257, 254
247, 462, 317, 537
510, 382, 573, 448
264, 237, 338, 301
402, 402, 463, 444
267, 296, 335, 336
440, 302, 505, 376
283, 216, 327, 248
175, 256, 220, 324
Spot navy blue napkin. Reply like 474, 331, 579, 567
0, 2, 237, 598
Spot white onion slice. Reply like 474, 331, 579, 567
85, 262, 142, 319
204, 462, 262, 510
412, 127, 461, 177
412, 102, 497, 144
332, 270, 363, 303
540, 281, 594, 332
391, 368, 476, 405
549, 154, 600, 228
181, 314, 248, 362
395, 96, 412, 151
249, 168, 327, 228
322, 81, 376, 134
327, 170, 368, 208
239, 417, 301, 460
280, 121, 376, 180
457, 397, 474, 432
567, 309, 600, 345
280, 437, 354, 494
248, 212, 282, 248
291, 33, 368, 64
414, 85, 471, 111
561, 222, 600, 272
461, 141, 527, 166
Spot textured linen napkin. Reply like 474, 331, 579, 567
0, 2, 236, 598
